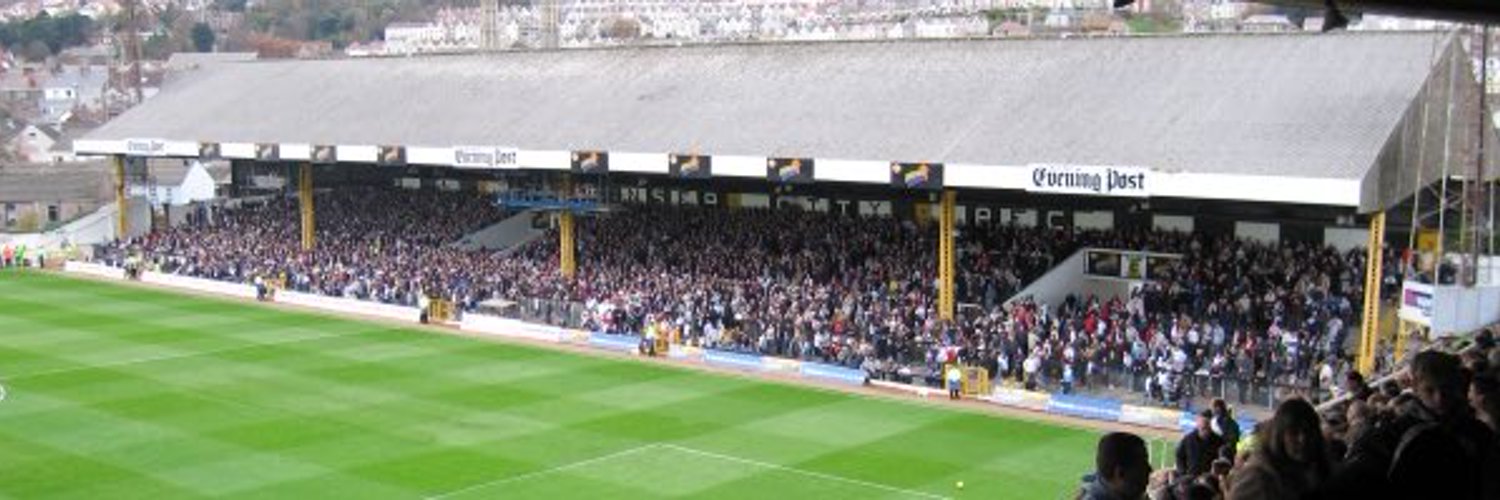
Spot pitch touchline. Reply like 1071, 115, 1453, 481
658, 444, 953, 500
424, 444, 664, 500
5, 330, 366, 380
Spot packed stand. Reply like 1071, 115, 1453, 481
103, 188, 526, 308
106, 188, 1394, 409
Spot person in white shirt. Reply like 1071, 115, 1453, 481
1023, 354, 1041, 391
1318, 360, 1336, 401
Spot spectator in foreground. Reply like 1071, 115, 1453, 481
1211, 398, 1241, 448
1473, 374, 1499, 434
1177, 410, 1225, 478
1343, 371, 1373, 403
1388, 351, 1495, 500
1078, 432, 1152, 500
1228, 398, 1329, 500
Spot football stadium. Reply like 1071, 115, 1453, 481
3, 16, 1500, 500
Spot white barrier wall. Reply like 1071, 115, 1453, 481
141, 272, 257, 299
64, 261, 125, 279
461, 313, 571, 343
1399, 279, 1500, 337
276, 291, 421, 323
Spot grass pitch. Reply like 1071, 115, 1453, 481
0, 270, 1105, 499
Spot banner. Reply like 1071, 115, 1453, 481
377, 145, 407, 166
987, 387, 1051, 411
588, 332, 639, 352
1399, 281, 1435, 325
571, 151, 609, 174
1046, 394, 1123, 421
889, 162, 944, 190
1027, 164, 1149, 197
668, 344, 704, 360
1176, 412, 1257, 435
766, 158, 814, 184
1416, 228, 1440, 253
1119, 405, 1182, 429
125, 138, 168, 157
198, 142, 221, 160
800, 362, 867, 386
453, 146, 519, 169
1146, 254, 1179, 280
311, 145, 337, 164
1086, 250, 1122, 278
702, 349, 765, 371
255, 143, 280, 161
762, 357, 801, 373
669, 154, 712, 179
1085, 250, 1180, 280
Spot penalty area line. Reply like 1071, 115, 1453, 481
423, 443, 664, 500
656, 444, 952, 500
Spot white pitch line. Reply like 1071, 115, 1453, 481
658, 444, 952, 500
5, 330, 364, 380
425, 443, 663, 500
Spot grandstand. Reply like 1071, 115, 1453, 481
3, 30, 1496, 499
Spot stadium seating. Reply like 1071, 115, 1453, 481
108, 187, 1395, 411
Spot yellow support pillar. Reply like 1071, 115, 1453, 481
938, 190, 956, 321
112, 155, 128, 240
1357, 211, 1386, 376
299, 163, 315, 251
559, 211, 576, 279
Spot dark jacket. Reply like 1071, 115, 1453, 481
1228, 452, 1320, 500
1388, 414, 1496, 500
1176, 430, 1226, 477
1077, 473, 1135, 500
1214, 413, 1242, 446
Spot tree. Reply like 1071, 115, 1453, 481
22, 39, 50, 61
214, 0, 247, 13
0, 13, 95, 58
142, 33, 176, 60
191, 22, 215, 52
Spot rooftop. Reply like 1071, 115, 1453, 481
84, 33, 1448, 182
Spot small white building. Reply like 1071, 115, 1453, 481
384, 22, 447, 54
128, 160, 226, 207
8, 124, 59, 163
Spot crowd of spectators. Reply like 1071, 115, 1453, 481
104, 188, 525, 308
108, 187, 1397, 409
1082, 334, 1500, 500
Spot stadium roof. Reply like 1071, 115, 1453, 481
78, 32, 1469, 209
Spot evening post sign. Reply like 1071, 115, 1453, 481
452, 146, 519, 169
1028, 164, 1150, 197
